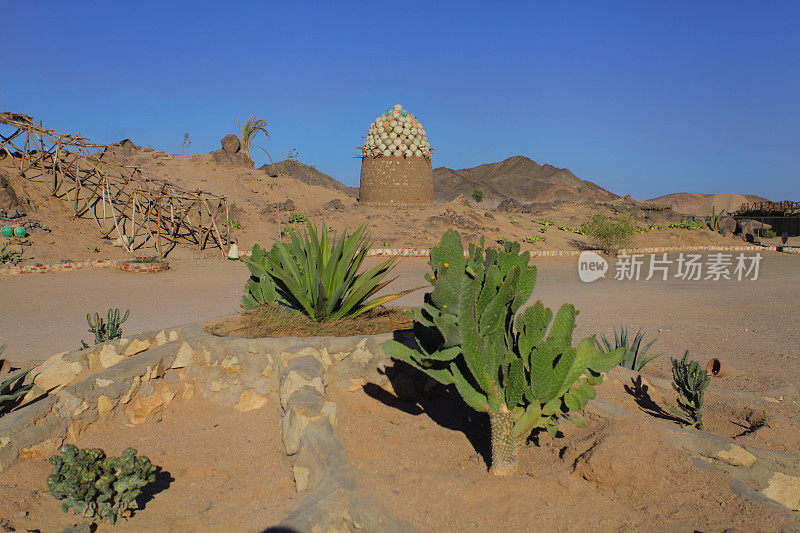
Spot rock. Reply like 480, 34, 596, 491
220, 134, 241, 154
345, 378, 366, 392
495, 198, 530, 213
124, 338, 151, 356
19, 437, 62, 460
261, 199, 296, 216
292, 465, 311, 492
350, 340, 372, 365
154, 330, 168, 346
715, 444, 757, 467
717, 216, 737, 236
260, 163, 279, 177
280, 369, 324, 409
322, 199, 345, 211
234, 389, 268, 412
281, 387, 326, 455
126, 390, 174, 424
96, 395, 114, 416
62, 522, 95, 533
171, 342, 195, 369
221, 355, 243, 373
99, 344, 124, 368
737, 219, 772, 236
34, 353, 82, 391
762, 472, 800, 510
211, 149, 253, 169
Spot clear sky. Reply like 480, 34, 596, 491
3, 1, 798, 200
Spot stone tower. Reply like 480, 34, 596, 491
358, 104, 434, 206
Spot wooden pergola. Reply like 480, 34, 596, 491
0, 112, 230, 258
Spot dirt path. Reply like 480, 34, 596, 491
3, 253, 799, 394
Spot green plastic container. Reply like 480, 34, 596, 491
13, 226, 26, 238
0, 226, 12, 238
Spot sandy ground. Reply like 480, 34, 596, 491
0, 393, 297, 532
3, 252, 799, 397
330, 380, 796, 532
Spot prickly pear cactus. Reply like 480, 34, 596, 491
241, 242, 281, 309
48, 445, 158, 524
383, 230, 624, 475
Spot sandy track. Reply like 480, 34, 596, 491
3, 253, 799, 394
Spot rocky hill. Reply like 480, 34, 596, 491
432, 156, 618, 204
649, 192, 769, 216
260, 160, 358, 198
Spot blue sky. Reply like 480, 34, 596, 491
3, 1, 798, 200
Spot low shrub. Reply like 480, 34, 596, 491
583, 214, 636, 253
471, 189, 484, 203
523, 235, 546, 244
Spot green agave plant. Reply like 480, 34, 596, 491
0, 345, 34, 417
242, 219, 409, 321
595, 326, 662, 371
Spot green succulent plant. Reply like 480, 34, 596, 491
48, 445, 157, 524
81, 308, 130, 349
0, 345, 34, 417
382, 231, 624, 475
707, 206, 727, 231
596, 326, 662, 371
663, 351, 710, 430
242, 219, 409, 320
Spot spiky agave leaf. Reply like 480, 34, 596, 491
0, 367, 33, 416
242, 219, 410, 321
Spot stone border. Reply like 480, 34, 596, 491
117, 259, 170, 273
3, 243, 791, 276
0, 259, 121, 276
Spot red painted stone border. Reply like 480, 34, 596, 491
117, 259, 170, 273
0, 258, 169, 276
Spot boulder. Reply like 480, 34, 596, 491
220, 133, 241, 154
260, 163, 279, 177
737, 219, 772, 236
322, 199, 345, 211
210, 149, 253, 169
717, 216, 737, 236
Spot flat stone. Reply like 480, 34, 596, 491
292, 465, 311, 492
155, 330, 168, 345
234, 389, 268, 412
350, 339, 372, 364
280, 370, 324, 409
34, 353, 82, 391
762, 472, 800, 510
168, 330, 179, 341
126, 390, 174, 424
124, 338, 151, 356
95, 378, 113, 388
97, 395, 114, 416
715, 444, 757, 467
171, 342, 195, 369
19, 437, 62, 460
221, 355, 243, 373
99, 344, 124, 368
281, 387, 325, 455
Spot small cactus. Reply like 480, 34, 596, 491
48, 444, 157, 524
82, 308, 130, 348
664, 351, 710, 430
